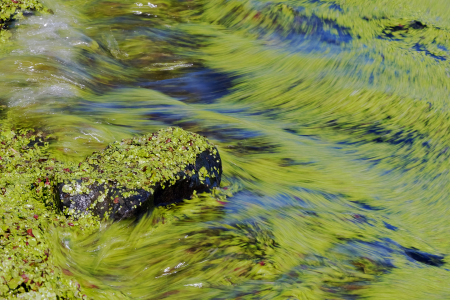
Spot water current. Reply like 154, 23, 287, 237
2, 0, 450, 298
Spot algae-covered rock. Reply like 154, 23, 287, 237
55, 127, 222, 220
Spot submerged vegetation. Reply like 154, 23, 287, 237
0, 0, 47, 43
0, 125, 226, 298
1, 0, 450, 298
0, 127, 91, 298
57, 127, 221, 219
58, 127, 218, 195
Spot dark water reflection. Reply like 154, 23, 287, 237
140, 68, 234, 104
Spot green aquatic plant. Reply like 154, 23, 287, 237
0, 0, 48, 42
0, 126, 93, 298
56, 127, 217, 194
2, 0, 450, 298
0, 125, 223, 298
55, 127, 221, 219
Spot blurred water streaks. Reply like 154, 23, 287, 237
2, 0, 450, 298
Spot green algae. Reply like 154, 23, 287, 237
57, 127, 217, 193
56, 127, 220, 219
0, 126, 96, 298
2, 0, 450, 298
0, 124, 222, 298
0, 0, 48, 43
0, 0, 45, 24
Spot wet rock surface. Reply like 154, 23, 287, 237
54, 127, 222, 220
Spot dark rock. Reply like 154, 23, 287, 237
55, 127, 222, 221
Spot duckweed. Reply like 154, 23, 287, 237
0, 125, 222, 298
57, 127, 217, 194
0, 0, 47, 43
0, 126, 94, 298
55, 127, 220, 219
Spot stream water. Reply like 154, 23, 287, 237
2, 0, 450, 299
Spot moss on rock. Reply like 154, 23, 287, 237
54, 127, 222, 220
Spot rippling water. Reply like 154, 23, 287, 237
2, 0, 450, 298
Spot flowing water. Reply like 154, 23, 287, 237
2, 0, 450, 298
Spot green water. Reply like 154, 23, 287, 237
1, 0, 450, 298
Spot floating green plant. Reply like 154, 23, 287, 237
0, 0, 49, 43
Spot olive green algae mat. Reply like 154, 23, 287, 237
0, 128, 94, 298
2, 0, 450, 299
0, 126, 227, 298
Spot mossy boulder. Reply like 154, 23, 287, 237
54, 127, 222, 220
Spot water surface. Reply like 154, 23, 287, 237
2, 0, 450, 298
